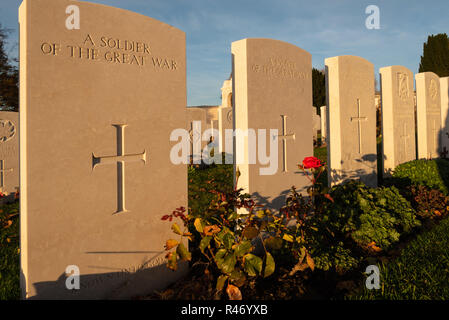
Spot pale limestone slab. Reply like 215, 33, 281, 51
186, 106, 219, 163
19, 0, 187, 299
0, 111, 19, 197
186, 107, 207, 163
440, 77, 449, 155
218, 79, 233, 155
320, 106, 327, 142
325, 55, 377, 187
312, 109, 321, 141
232, 38, 313, 211
218, 106, 233, 158
416, 72, 441, 159
380, 66, 416, 176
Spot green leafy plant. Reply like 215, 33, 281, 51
310, 180, 420, 272
392, 159, 449, 194
162, 171, 276, 299
163, 156, 334, 298
265, 156, 333, 275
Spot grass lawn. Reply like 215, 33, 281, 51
0, 200, 20, 300
350, 217, 449, 300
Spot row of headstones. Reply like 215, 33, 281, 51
189, 61, 448, 193
17, 0, 448, 300
325, 64, 448, 188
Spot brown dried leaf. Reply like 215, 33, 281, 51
288, 262, 309, 276
165, 239, 179, 251
226, 284, 242, 300
204, 225, 221, 236
306, 253, 315, 271
2, 220, 12, 229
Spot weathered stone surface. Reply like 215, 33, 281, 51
19, 0, 187, 299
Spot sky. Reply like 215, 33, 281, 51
1, 0, 449, 106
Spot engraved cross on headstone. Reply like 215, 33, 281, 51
0, 160, 13, 192
92, 124, 146, 214
431, 119, 439, 158
400, 122, 410, 161
277, 115, 295, 172
351, 99, 367, 154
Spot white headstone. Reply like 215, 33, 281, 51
232, 38, 313, 211
416, 72, 441, 159
380, 66, 416, 175
19, 0, 187, 299
440, 77, 449, 156
320, 106, 327, 143
325, 55, 377, 187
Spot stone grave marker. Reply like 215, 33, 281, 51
380, 65, 416, 175
218, 106, 233, 160
440, 77, 449, 157
325, 55, 377, 187
186, 107, 207, 164
312, 109, 321, 142
19, 0, 187, 299
0, 111, 19, 199
416, 72, 441, 159
232, 38, 313, 211
320, 106, 327, 143
218, 79, 233, 158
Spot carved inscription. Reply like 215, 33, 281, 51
0, 145, 17, 158
92, 124, 147, 215
40, 34, 179, 70
277, 115, 295, 172
78, 256, 166, 290
0, 120, 16, 143
226, 110, 233, 123
251, 57, 310, 81
429, 79, 438, 101
397, 72, 409, 101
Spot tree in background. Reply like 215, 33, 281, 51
0, 24, 18, 112
419, 33, 449, 77
312, 68, 325, 115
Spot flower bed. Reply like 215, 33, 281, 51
155, 156, 449, 300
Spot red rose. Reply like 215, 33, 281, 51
302, 156, 322, 169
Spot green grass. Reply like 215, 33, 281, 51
350, 217, 449, 300
0, 200, 20, 300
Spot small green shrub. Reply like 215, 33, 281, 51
188, 161, 234, 218
311, 242, 360, 272
310, 180, 420, 272
392, 159, 449, 194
